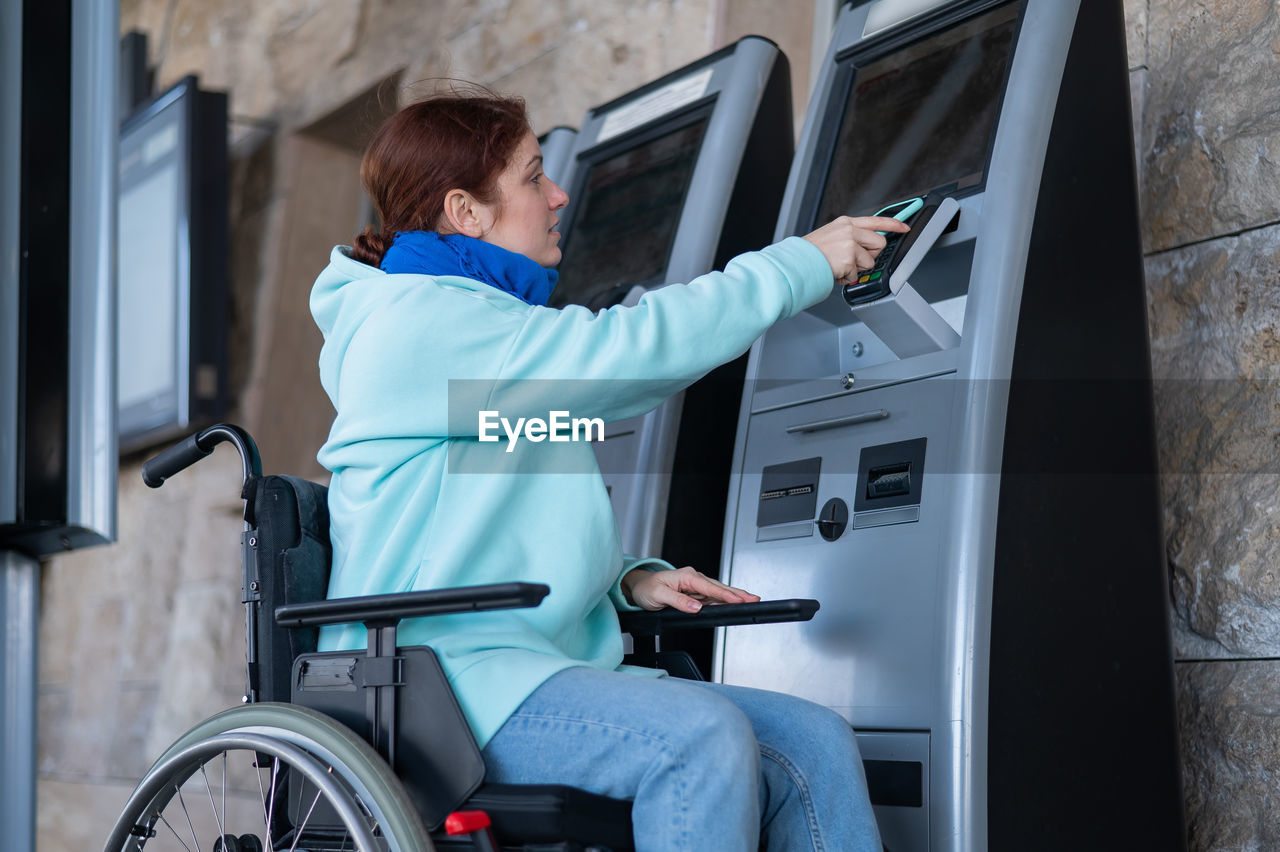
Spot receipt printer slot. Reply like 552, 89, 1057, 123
855, 438, 927, 515
867, 462, 912, 499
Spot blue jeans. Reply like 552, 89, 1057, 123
481, 666, 881, 852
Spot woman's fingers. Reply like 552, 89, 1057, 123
671, 567, 759, 609
626, 566, 761, 612
851, 215, 912, 234
803, 215, 910, 284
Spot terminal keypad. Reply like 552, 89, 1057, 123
844, 230, 906, 305
842, 197, 934, 307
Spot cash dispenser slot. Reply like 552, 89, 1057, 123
853, 437, 927, 529
756, 456, 821, 541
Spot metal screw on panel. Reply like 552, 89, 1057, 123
841, 372, 856, 389
851, 341, 864, 357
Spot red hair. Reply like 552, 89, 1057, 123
351, 90, 530, 267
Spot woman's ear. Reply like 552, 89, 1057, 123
441, 188, 493, 238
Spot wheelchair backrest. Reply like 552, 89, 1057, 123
246, 474, 332, 703
246, 474, 489, 828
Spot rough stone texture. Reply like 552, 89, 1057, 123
1142, 0, 1280, 252
1125, 0, 1148, 69
119, 0, 174, 68
141, 0, 721, 142
224, 130, 280, 413
1145, 225, 1280, 660
1176, 660, 1280, 851
37, 449, 247, 839
1145, 224, 1280, 382
37, 779, 138, 852
714, 0, 816, 135
236, 133, 359, 481
1131, 66, 1149, 184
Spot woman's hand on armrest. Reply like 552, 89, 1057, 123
620, 566, 760, 614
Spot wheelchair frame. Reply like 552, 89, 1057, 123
105, 424, 818, 852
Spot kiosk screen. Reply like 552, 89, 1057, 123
816, 3, 1018, 223
553, 118, 708, 309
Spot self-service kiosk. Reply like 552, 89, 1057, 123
716, 2, 1184, 850
553, 37, 793, 582
537, 125, 577, 188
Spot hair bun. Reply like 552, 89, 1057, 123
351, 226, 393, 267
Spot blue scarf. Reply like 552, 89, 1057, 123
380, 230, 558, 307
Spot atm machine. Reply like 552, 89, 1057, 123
552, 37, 794, 592
716, 2, 1184, 850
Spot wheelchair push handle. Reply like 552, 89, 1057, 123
142, 423, 263, 488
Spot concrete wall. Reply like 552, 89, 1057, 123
35, 1, 1280, 849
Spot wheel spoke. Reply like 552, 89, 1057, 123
202, 763, 227, 839
255, 754, 276, 850
287, 786, 324, 852
157, 812, 197, 852
106, 708, 433, 852
265, 757, 280, 848
176, 786, 201, 851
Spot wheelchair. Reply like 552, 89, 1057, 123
104, 424, 819, 852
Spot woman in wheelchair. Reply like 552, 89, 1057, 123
308, 90, 907, 852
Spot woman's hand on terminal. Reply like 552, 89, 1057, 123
802, 216, 911, 286
622, 566, 760, 613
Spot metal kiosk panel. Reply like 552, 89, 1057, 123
717, 2, 1184, 850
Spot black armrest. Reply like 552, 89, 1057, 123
275, 582, 550, 629
618, 598, 819, 638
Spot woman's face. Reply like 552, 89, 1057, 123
482, 131, 570, 267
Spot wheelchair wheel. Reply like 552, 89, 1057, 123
104, 703, 434, 852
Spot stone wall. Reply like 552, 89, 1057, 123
34, 1, 1280, 850
1138, 1, 1280, 847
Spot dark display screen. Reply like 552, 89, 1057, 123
552, 118, 708, 309
816, 3, 1018, 223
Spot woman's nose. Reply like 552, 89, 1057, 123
548, 180, 569, 210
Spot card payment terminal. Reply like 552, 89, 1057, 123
843, 194, 956, 306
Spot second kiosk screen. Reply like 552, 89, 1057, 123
553, 118, 708, 309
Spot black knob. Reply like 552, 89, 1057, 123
816, 498, 849, 541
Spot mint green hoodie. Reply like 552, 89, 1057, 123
311, 235, 833, 747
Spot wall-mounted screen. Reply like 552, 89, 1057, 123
552, 117, 708, 310
816, 2, 1019, 223
117, 76, 227, 452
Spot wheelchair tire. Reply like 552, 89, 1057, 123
104, 702, 435, 852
